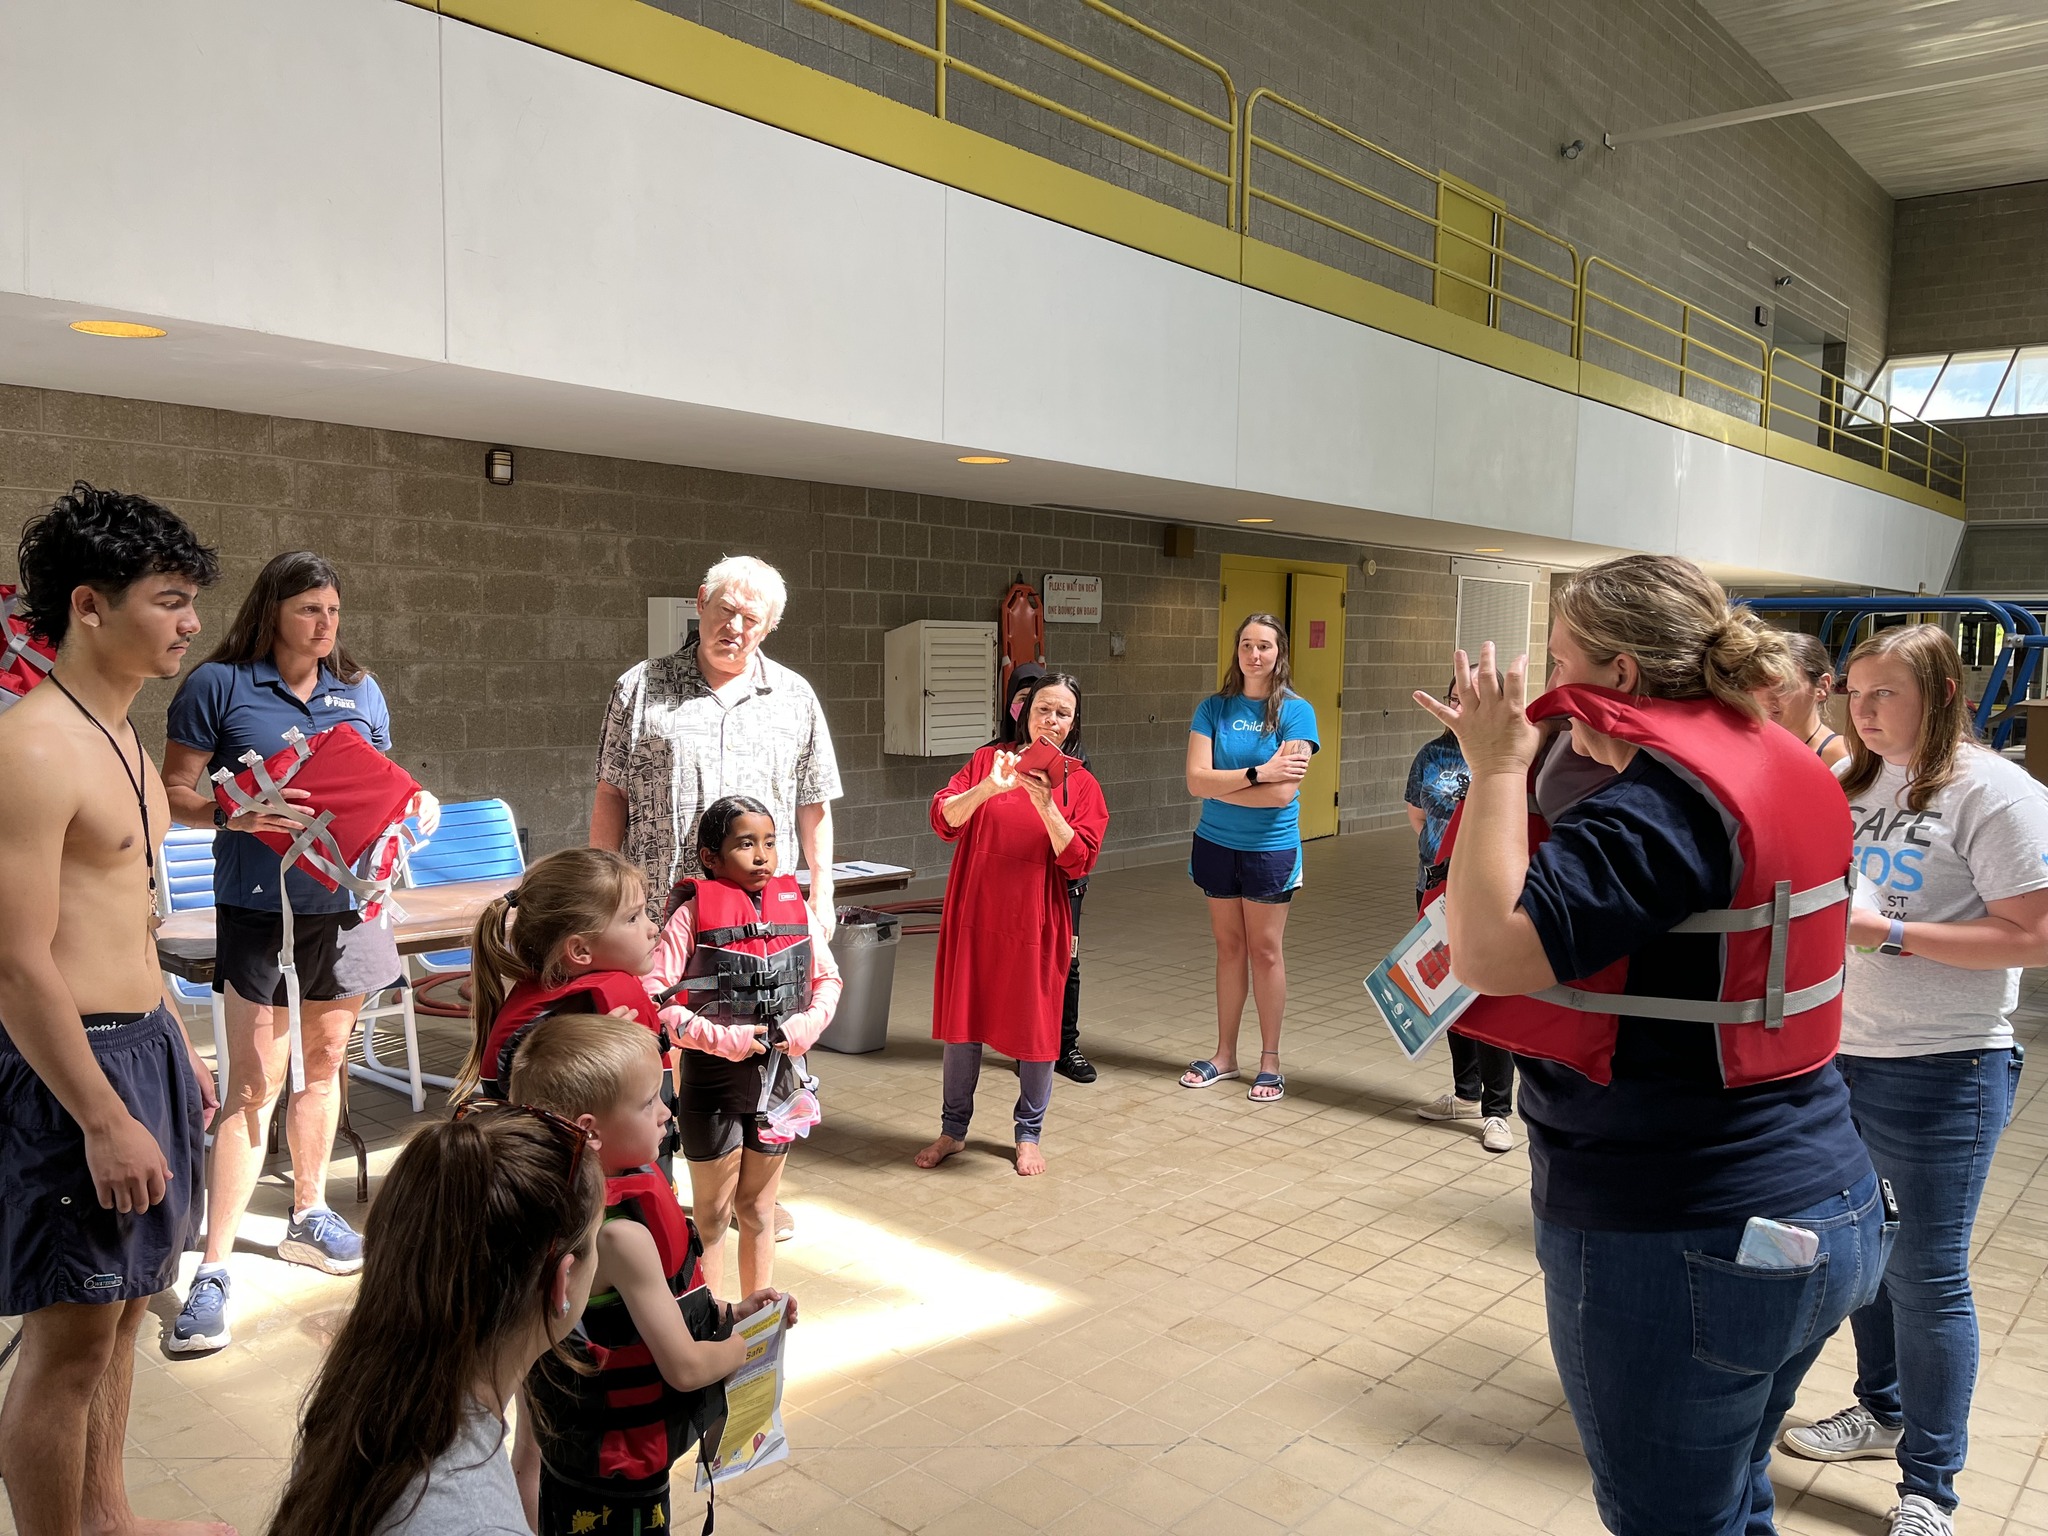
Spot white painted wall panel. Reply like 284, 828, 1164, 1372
942, 193, 1240, 483
1233, 289, 1436, 518
1431, 358, 1576, 537
1573, 401, 1683, 554
440, 21, 946, 436
1675, 435, 1767, 571
10, 0, 443, 356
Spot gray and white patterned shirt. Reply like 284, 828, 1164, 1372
596, 642, 842, 909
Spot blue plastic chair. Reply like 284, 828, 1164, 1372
351, 800, 524, 1103
159, 827, 228, 1102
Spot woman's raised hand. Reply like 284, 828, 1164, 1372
984, 749, 1020, 793
1017, 770, 1054, 813
1415, 643, 1542, 777
1264, 743, 1311, 782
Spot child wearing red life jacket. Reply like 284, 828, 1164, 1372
650, 796, 842, 1298
510, 1014, 796, 1536
451, 846, 666, 1106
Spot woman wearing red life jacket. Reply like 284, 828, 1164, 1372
649, 796, 842, 1299
1416, 554, 1884, 1536
916, 672, 1108, 1177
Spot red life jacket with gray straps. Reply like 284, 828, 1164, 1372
1428, 686, 1853, 1088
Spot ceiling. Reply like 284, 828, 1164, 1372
1697, 0, 2048, 197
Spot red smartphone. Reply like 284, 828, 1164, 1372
1011, 737, 1071, 789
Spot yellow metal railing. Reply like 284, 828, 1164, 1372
1766, 351, 1967, 499
787, 0, 1238, 222
1238, 89, 1580, 354
465, 0, 1970, 511
1580, 256, 1769, 420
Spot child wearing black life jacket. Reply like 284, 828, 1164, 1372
451, 846, 666, 1106
509, 1013, 795, 1536
650, 796, 842, 1298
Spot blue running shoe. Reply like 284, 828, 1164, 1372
167, 1271, 231, 1355
277, 1208, 364, 1274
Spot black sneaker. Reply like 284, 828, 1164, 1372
1054, 1047, 1097, 1084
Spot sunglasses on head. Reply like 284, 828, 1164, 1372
453, 1098, 598, 1270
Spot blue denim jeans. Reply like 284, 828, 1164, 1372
1837, 1049, 2018, 1513
1537, 1172, 1891, 1536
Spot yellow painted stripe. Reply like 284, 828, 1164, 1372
1242, 240, 1581, 394
1765, 431, 1965, 520
1578, 363, 1768, 453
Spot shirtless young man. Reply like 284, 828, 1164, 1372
0, 483, 229, 1536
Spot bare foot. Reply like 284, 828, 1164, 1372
913, 1135, 963, 1169
1014, 1142, 1046, 1177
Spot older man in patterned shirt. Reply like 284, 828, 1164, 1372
592, 554, 842, 930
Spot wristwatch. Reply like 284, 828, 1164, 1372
1245, 765, 1261, 785
212, 804, 231, 830
1878, 918, 1907, 957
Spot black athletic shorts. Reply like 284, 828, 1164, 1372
539, 1472, 667, 1536
678, 1051, 787, 1161
214, 902, 401, 1007
0, 1006, 204, 1313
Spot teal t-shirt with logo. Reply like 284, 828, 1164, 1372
1191, 692, 1320, 852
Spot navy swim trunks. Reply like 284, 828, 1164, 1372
1188, 832, 1302, 904
0, 1005, 205, 1313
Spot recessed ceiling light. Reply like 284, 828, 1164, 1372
957, 454, 1009, 465
70, 319, 167, 339
1473, 546, 1505, 553
1236, 517, 1275, 524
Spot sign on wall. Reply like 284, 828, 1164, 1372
1044, 573, 1102, 624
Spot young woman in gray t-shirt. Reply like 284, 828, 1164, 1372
1778, 624, 2048, 1536
266, 1106, 604, 1536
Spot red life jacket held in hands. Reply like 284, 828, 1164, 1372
1427, 686, 1852, 1088
480, 969, 663, 1100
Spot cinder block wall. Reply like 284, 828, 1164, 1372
1890, 182, 2048, 356
651, 0, 1895, 378
1886, 180, 2048, 591
0, 384, 1539, 875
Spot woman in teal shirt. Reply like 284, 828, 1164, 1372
1178, 613, 1319, 1102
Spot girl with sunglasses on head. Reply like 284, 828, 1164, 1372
266, 1102, 605, 1536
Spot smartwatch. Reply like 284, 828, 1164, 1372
212, 804, 231, 830
1245, 765, 1260, 786
1878, 918, 1906, 957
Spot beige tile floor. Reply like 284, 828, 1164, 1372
4, 827, 2045, 1535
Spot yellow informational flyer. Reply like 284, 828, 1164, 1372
696, 1296, 791, 1489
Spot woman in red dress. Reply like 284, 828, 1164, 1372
914, 673, 1108, 1176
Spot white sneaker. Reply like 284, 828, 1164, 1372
1416, 1093, 1482, 1122
1779, 1403, 1903, 1461
1481, 1116, 1513, 1153
1887, 1494, 1954, 1536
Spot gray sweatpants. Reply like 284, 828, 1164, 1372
940, 1041, 1054, 1144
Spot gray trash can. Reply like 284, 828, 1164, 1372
816, 907, 902, 1054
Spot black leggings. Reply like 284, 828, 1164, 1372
1061, 885, 1085, 1055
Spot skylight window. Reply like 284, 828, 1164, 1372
1871, 345, 2048, 421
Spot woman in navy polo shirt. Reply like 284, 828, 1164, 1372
1178, 613, 1318, 1102
159, 551, 398, 1355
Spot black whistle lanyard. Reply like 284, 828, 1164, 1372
48, 673, 156, 906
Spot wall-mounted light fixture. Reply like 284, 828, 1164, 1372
485, 448, 514, 485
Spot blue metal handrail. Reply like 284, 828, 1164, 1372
1734, 596, 2045, 748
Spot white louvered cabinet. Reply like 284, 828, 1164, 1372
883, 620, 998, 757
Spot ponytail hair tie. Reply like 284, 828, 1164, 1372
504, 890, 520, 909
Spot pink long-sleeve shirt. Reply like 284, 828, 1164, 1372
649, 887, 844, 1060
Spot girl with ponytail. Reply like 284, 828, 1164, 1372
1416, 553, 1880, 1536
266, 1104, 604, 1536
452, 847, 664, 1105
